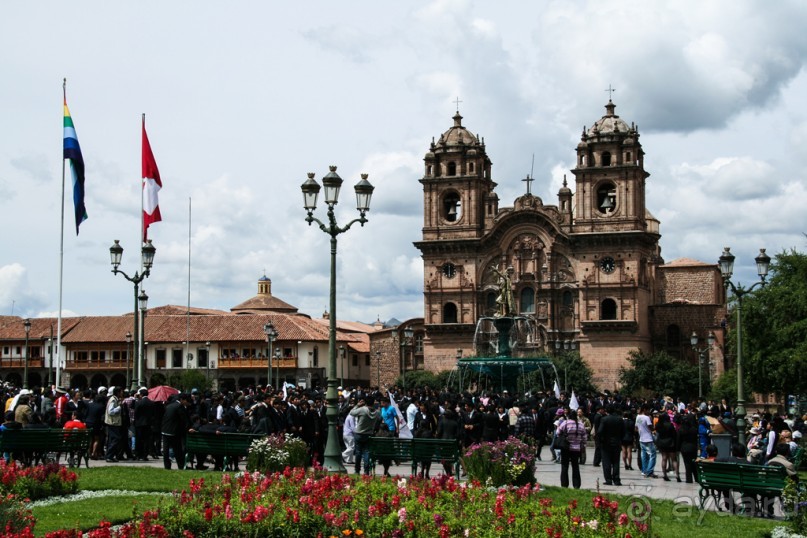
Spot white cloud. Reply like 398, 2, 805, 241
10, 153, 52, 184
676, 157, 777, 201
37, 310, 80, 318
0, 264, 47, 317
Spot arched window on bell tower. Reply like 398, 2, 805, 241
447, 162, 457, 176
600, 298, 617, 320
443, 192, 461, 222
597, 183, 616, 214
468, 162, 475, 174
601, 152, 611, 167
443, 302, 458, 323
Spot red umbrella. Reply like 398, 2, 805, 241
148, 385, 179, 402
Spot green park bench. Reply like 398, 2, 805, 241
791, 446, 803, 469
696, 461, 787, 515
368, 437, 462, 479
184, 432, 263, 470
0, 428, 91, 468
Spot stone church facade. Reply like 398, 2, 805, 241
414, 101, 726, 389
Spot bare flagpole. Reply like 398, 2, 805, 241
56, 78, 68, 386
185, 197, 191, 370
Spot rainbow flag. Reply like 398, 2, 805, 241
63, 101, 87, 234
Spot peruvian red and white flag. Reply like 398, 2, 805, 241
142, 116, 162, 241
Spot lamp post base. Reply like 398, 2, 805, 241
323, 378, 346, 473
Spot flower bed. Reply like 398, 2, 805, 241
0, 460, 78, 537
76, 469, 651, 537
462, 437, 536, 487
0, 460, 78, 501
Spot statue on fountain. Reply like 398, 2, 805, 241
490, 265, 516, 317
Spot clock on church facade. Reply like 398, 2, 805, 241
413, 101, 727, 389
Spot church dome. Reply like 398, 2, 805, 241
435, 111, 481, 149
587, 101, 630, 136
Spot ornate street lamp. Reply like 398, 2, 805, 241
23, 318, 31, 389
263, 321, 278, 389
206, 341, 211, 383
690, 331, 716, 399
274, 348, 282, 389
718, 246, 770, 446
301, 166, 374, 473
139, 290, 149, 388
109, 239, 156, 391
46, 323, 54, 386
125, 331, 132, 389
339, 345, 345, 387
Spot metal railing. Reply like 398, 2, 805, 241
217, 357, 297, 369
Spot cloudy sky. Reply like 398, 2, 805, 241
2, 1, 806, 324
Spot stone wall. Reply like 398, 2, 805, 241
658, 264, 722, 304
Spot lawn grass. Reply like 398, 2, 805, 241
76, 467, 220, 492
539, 485, 780, 538
34, 495, 165, 537
29, 468, 784, 538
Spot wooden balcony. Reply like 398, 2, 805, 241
217, 357, 297, 369
66, 360, 129, 370
0, 359, 44, 368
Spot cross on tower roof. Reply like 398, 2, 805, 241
522, 174, 534, 196
454, 96, 463, 112
604, 84, 616, 102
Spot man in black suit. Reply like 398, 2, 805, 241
462, 401, 483, 448
134, 388, 156, 460
592, 406, 607, 466
597, 404, 626, 486
161, 393, 191, 470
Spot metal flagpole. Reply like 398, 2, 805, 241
56, 79, 68, 387
185, 197, 191, 370
139, 113, 146, 388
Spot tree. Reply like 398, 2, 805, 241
521, 352, 596, 396
164, 369, 212, 392
548, 352, 597, 395
741, 250, 807, 398
396, 370, 442, 391
619, 350, 699, 400
708, 367, 751, 405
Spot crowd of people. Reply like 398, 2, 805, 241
1, 381, 804, 503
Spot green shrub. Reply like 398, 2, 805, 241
245, 434, 308, 474
461, 437, 536, 487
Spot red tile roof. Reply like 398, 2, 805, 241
231, 296, 298, 313
57, 312, 362, 346
146, 305, 230, 316
0, 316, 81, 340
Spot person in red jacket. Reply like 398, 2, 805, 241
64, 410, 87, 430
54, 388, 70, 426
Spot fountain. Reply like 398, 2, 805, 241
456, 266, 558, 393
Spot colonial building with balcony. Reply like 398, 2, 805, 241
0, 276, 375, 392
